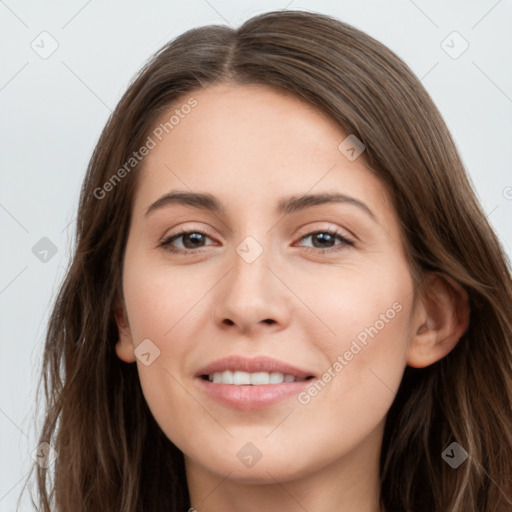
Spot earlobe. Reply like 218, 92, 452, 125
115, 338, 137, 363
407, 273, 470, 368
113, 300, 137, 363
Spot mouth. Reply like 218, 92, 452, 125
194, 355, 316, 410
200, 371, 315, 385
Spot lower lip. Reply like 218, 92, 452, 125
196, 377, 312, 410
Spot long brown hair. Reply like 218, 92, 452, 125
20, 9, 512, 511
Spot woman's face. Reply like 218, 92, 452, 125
116, 83, 420, 484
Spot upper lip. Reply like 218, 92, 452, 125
195, 355, 315, 379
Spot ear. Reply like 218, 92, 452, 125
113, 299, 137, 363
407, 273, 470, 368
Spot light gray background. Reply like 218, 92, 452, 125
1, 0, 511, 510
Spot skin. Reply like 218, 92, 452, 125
115, 83, 469, 512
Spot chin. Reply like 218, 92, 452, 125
189, 446, 315, 484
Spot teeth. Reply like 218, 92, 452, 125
270, 372, 284, 383
233, 371, 251, 385
207, 371, 304, 385
250, 372, 269, 385
222, 370, 233, 384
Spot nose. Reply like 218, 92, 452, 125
212, 244, 291, 336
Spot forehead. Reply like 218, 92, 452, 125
132, 83, 393, 224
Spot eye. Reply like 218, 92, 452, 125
159, 228, 354, 255
296, 229, 354, 254
159, 229, 214, 253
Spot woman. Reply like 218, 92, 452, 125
25, 9, 512, 512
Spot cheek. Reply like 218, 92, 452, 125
323, 301, 410, 408
297, 263, 413, 410
288, 294, 412, 469
122, 256, 207, 343
297, 259, 412, 352
120, 255, 215, 439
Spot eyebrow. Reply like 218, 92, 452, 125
144, 191, 377, 221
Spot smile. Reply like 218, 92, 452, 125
194, 355, 316, 410
204, 371, 312, 385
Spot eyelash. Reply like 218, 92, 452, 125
159, 228, 354, 255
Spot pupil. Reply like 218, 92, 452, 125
184, 233, 204, 248
314, 233, 334, 248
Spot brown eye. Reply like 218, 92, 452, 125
297, 230, 354, 253
160, 230, 213, 253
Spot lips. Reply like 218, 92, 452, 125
194, 355, 316, 410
